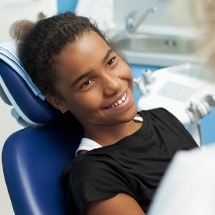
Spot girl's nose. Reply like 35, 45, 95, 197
102, 73, 121, 96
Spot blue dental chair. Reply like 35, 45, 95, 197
0, 43, 83, 215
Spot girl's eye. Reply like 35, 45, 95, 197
81, 79, 92, 88
107, 57, 116, 66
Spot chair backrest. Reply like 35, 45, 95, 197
2, 121, 82, 215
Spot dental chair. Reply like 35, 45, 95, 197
0, 41, 83, 215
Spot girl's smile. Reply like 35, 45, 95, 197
106, 91, 127, 109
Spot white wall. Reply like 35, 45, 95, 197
113, 0, 194, 35
0, 0, 57, 43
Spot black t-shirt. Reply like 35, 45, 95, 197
62, 108, 198, 215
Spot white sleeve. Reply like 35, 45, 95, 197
75, 137, 102, 156
148, 144, 215, 215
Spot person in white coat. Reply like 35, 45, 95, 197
148, 0, 215, 214
148, 145, 215, 215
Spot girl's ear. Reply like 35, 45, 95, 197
45, 94, 68, 113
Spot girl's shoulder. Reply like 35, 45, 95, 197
139, 108, 180, 123
139, 107, 173, 116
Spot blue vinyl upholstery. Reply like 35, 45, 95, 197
2, 121, 82, 215
0, 59, 62, 125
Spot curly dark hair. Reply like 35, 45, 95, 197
10, 12, 111, 100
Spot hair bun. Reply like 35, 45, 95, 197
10, 20, 35, 42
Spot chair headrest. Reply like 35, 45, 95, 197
0, 41, 62, 125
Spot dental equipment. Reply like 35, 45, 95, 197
135, 63, 215, 146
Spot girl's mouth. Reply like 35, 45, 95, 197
106, 92, 127, 109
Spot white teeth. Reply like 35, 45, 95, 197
107, 92, 127, 109
117, 99, 123, 104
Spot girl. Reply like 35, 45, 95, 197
11, 12, 198, 215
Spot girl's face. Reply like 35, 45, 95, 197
52, 31, 136, 129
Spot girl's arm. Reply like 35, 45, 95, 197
85, 193, 146, 215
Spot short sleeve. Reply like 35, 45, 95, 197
67, 155, 135, 215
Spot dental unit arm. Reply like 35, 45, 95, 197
135, 63, 215, 146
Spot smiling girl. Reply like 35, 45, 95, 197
11, 12, 198, 215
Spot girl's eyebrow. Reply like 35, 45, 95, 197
71, 71, 91, 88
71, 49, 114, 88
102, 48, 113, 62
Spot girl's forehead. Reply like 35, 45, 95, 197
60, 32, 109, 62
55, 31, 110, 78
